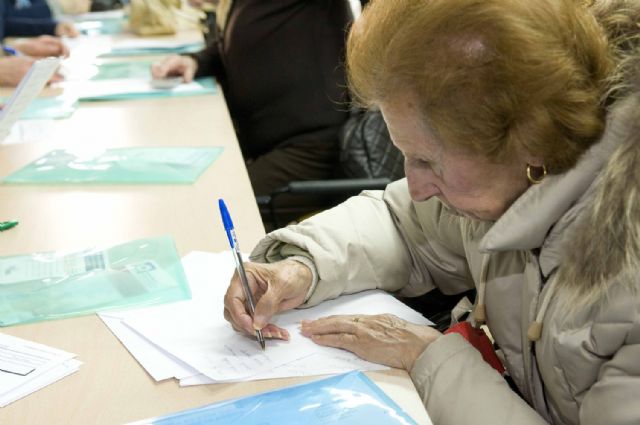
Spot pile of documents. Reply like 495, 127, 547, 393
99, 251, 433, 385
0, 333, 81, 407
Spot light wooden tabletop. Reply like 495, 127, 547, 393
0, 32, 430, 425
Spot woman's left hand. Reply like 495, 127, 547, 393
300, 314, 441, 371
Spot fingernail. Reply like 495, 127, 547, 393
263, 331, 272, 338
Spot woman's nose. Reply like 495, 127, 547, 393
405, 166, 441, 202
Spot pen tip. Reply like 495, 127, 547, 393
260, 340, 266, 350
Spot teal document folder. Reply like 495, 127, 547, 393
3, 146, 223, 184
0, 235, 192, 327
128, 371, 419, 425
100, 42, 204, 58
78, 77, 216, 101
91, 60, 154, 81
76, 17, 127, 35
0, 96, 78, 120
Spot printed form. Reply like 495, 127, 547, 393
0, 333, 81, 407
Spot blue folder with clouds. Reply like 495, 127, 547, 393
128, 371, 420, 425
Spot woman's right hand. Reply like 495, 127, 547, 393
223, 259, 313, 340
151, 55, 198, 83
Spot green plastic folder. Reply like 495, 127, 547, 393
0, 96, 78, 120
91, 60, 154, 81
3, 146, 223, 184
76, 77, 216, 102
76, 18, 127, 35
0, 235, 191, 327
100, 42, 204, 58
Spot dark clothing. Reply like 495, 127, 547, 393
247, 137, 338, 198
191, 0, 355, 162
1, 0, 57, 40
0, 0, 6, 40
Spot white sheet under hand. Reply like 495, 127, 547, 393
120, 251, 432, 383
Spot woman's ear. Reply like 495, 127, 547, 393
521, 150, 545, 168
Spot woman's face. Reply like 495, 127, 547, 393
380, 97, 534, 221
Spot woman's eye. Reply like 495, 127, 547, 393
408, 157, 432, 167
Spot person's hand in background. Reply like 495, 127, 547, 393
55, 22, 79, 38
224, 259, 313, 340
0, 56, 35, 86
16, 35, 69, 58
0, 56, 63, 87
151, 55, 198, 83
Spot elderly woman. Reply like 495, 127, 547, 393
223, 0, 640, 424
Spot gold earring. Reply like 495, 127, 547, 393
527, 164, 547, 184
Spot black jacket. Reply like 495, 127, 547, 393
192, 0, 364, 159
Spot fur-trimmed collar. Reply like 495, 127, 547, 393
480, 66, 640, 302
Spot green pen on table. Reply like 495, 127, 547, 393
0, 221, 19, 232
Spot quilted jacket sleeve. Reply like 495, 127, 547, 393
579, 342, 640, 424
578, 289, 640, 425
411, 334, 548, 425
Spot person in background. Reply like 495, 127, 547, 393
6, 0, 78, 37
152, 0, 368, 209
0, 0, 69, 86
222, 0, 640, 424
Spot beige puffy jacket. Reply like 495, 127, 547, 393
250, 84, 640, 425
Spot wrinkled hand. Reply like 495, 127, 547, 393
55, 22, 79, 38
16, 35, 69, 58
300, 314, 442, 371
224, 259, 312, 340
151, 55, 198, 83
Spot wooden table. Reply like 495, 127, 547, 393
0, 37, 430, 425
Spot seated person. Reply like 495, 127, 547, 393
152, 0, 367, 208
6, 0, 78, 37
223, 0, 640, 424
0, 0, 68, 86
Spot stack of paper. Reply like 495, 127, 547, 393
0, 333, 81, 407
99, 251, 433, 386
0, 58, 61, 143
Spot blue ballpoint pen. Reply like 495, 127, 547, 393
2, 45, 19, 56
218, 199, 266, 350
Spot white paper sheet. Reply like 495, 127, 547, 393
117, 251, 432, 383
0, 359, 81, 408
98, 252, 240, 382
0, 58, 61, 142
99, 314, 199, 381
0, 119, 57, 145
0, 333, 80, 407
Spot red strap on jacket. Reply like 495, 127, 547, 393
444, 321, 505, 375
